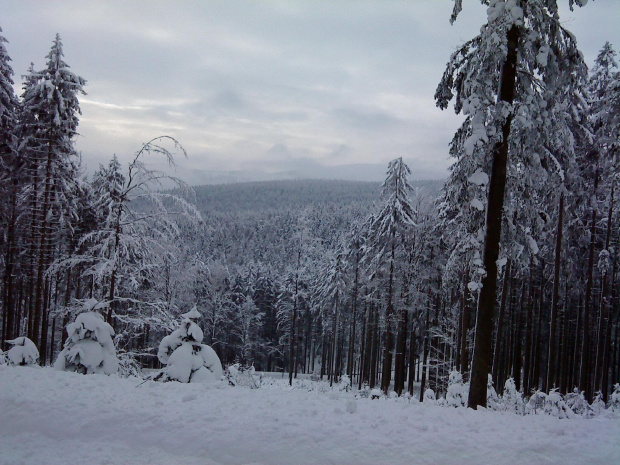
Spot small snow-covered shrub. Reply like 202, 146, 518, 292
156, 306, 223, 384
503, 378, 524, 415
6, 337, 39, 366
358, 382, 370, 398
565, 388, 593, 417
543, 389, 574, 419
487, 375, 503, 411
611, 384, 620, 412
0, 348, 6, 365
424, 388, 436, 403
338, 374, 351, 392
117, 351, 142, 378
525, 390, 547, 415
446, 370, 468, 407
591, 391, 606, 416
226, 363, 259, 388
55, 301, 119, 375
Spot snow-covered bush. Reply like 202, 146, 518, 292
226, 363, 259, 388
565, 388, 593, 417
423, 388, 436, 403
543, 389, 574, 419
611, 384, 620, 412
6, 337, 39, 366
486, 375, 503, 411
358, 382, 370, 398
156, 306, 223, 384
117, 351, 142, 378
446, 370, 468, 407
525, 390, 547, 415
338, 374, 351, 392
0, 348, 6, 365
502, 378, 524, 415
591, 391, 606, 416
54, 299, 119, 375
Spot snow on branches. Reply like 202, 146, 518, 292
156, 306, 223, 384
54, 299, 119, 375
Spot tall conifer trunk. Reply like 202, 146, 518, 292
581, 170, 598, 401
468, 23, 520, 409
595, 184, 613, 395
546, 193, 564, 391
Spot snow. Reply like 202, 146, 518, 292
470, 198, 485, 211
5, 337, 39, 366
156, 308, 223, 383
55, 311, 118, 375
0, 367, 619, 465
467, 169, 489, 187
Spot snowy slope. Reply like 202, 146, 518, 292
1, 366, 618, 465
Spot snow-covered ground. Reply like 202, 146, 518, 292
1, 366, 618, 465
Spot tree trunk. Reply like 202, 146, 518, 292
546, 193, 564, 391
493, 259, 511, 387
468, 23, 520, 409
513, 283, 526, 391
408, 327, 417, 396
394, 307, 408, 395
419, 290, 431, 402
581, 172, 598, 401
595, 184, 613, 395
523, 261, 535, 395
381, 242, 396, 394
460, 270, 471, 375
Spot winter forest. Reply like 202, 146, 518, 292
1, 1, 620, 464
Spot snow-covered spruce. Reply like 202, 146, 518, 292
486, 375, 502, 411
156, 306, 223, 383
54, 299, 119, 375
446, 370, 467, 407
423, 388, 436, 403
611, 384, 620, 412
5, 337, 39, 366
502, 378, 524, 415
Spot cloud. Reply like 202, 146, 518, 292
1, 0, 618, 184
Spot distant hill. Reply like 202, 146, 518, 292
192, 179, 444, 215
165, 162, 446, 186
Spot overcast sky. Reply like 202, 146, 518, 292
2, 0, 619, 183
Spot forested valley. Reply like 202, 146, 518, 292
1, 4, 619, 414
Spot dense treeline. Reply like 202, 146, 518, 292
0, 1, 618, 408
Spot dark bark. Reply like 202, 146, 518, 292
380, 243, 396, 394
419, 290, 431, 402
546, 193, 564, 391
595, 184, 613, 395
468, 23, 520, 409
394, 307, 408, 395
408, 328, 417, 396
513, 283, 526, 391
493, 260, 511, 387
581, 175, 598, 401
523, 262, 535, 395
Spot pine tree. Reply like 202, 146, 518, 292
436, 0, 589, 408
17, 34, 85, 351
367, 157, 416, 394
0, 26, 20, 346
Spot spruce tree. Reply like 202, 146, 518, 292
0, 26, 20, 346
436, 0, 589, 408
17, 34, 85, 350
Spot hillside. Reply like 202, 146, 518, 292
191, 178, 443, 215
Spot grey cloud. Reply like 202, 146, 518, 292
1, 0, 618, 185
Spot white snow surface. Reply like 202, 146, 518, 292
1, 366, 619, 465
